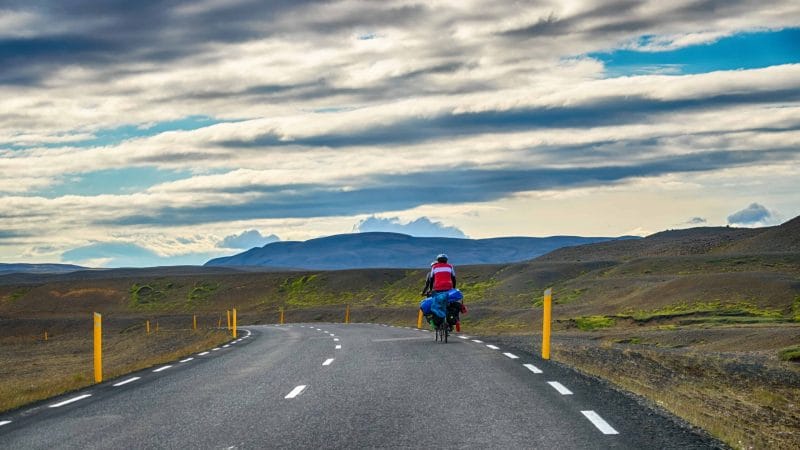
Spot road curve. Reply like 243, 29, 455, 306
0, 324, 721, 449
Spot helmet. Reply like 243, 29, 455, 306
436, 253, 448, 262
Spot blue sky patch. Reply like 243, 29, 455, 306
590, 28, 800, 77
39, 167, 190, 198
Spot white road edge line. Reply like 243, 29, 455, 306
333, 338, 339, 341
335, 345, 342, 349
180, 357, 194, 363
581, 411, 619, 435
472, 339, 483, 343
322, 358, 334, 366
503, 352, 519, 359
212, 348, 221, 351
486, 344, 500, 350
0, 420, 10, 426
199, 351, 210, 356
113, 377, 141, 387
49, 394, 92, 408
548, 381, 573, 395
153, 365, 172, 373
222, 344, 230, 348
524, 364, 543, 374
285, 385, 307, 399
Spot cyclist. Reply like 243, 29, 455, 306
422, 254, 460, 330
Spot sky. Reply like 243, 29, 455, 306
1, 0, 799, 267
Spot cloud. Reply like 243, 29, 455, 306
727, 203, 778, 226
353, 216, 467, 238
686, 217, 707, 225
218, 229, 280, 249
61, 241, 222, 267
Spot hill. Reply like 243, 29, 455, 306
0, 263, 87, 275
205, 232, 633, 269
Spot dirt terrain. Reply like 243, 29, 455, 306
1, 217, 798, 447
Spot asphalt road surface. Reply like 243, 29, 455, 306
0, 323, 722, 449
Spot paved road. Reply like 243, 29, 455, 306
0, 324, 721, 449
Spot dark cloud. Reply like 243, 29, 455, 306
61, 241, 222, 267
218, 230, 280, 249
727, 203, 775, 225
98, 147, 798, 227
686, 217, 707, 225
217, 88, 800, 149
353, 216, 467, 238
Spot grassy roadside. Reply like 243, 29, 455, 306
0, 326, 230, 413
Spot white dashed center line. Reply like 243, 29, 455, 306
581, 411, 619, 435
180, 357, 194, 363
503, 352, 519, 359
548, 381, 573, 395
486, 344, 500, 350
335, 345, 342, 349
458, 336, 469, 339
199, 351, 210, 356
153, 365, 172, 373
322, 358, 334, 366
472, 339, 483, 343
0, 420, 10, 426
49, 394, 92, 408
113, 377, 141, 387
524, 364, 543, 374
285, 385, 307, 399
333, 338, 339, 341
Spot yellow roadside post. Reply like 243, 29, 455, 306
218, 316, 222, 328
279, 307, 285, 325
542, 288, 552, 360
44, 330, 48, 341
155, 320, 159, 333
227, 310, 231, 330
93, 312, 102, 383
417, 310, 423, 329
232, 308, 237, 338
345, 304, 350, 324
193, 314, 197, 331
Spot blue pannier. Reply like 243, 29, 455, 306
447, 288, 463, 303
419, 297, 433, 314
430, 292, 448, 318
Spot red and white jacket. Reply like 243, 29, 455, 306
430, 262, 456, 291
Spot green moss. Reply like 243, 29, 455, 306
793, 296, 800, 322
778, 345, 800, 362
187, 281, 219, 302
623, 301, 784, 322
574, 315, 615, 331
458, 278, 498, 302
8, 288, 29, 302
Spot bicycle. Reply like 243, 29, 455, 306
434, 315, 449, 343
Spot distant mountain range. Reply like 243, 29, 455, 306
0, 263, 86, 275
205, 232, 636, 270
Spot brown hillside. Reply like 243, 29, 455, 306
538, 225, 769, 262
717, 215, 800, 254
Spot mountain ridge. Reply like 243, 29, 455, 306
205, 232, 636, 270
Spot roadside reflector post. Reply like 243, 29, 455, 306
542, 288, 552, 360
193, 314, 197, 331
417, 310, 423, 329
155, 320, 159, 333
345, 304, 350, 324
44, 330, 48, 341
227, 310, 231, 330
232, 308, 237, 338
93, 312, 102, 383
279, 307, 285, 325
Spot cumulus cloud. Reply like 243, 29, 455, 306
354, 216, 468, 239
727, 203, 779, 226
218, 229, 280, 249
686, 217, 707, 225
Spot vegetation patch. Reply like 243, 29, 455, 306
622, 301, 784, 323
9, 288, 30, 302
778, 345, 800, 362
574, 315, 615, 331
458, 278, 498, 302
793, 295, 800, 322
187, 281, 219, 302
